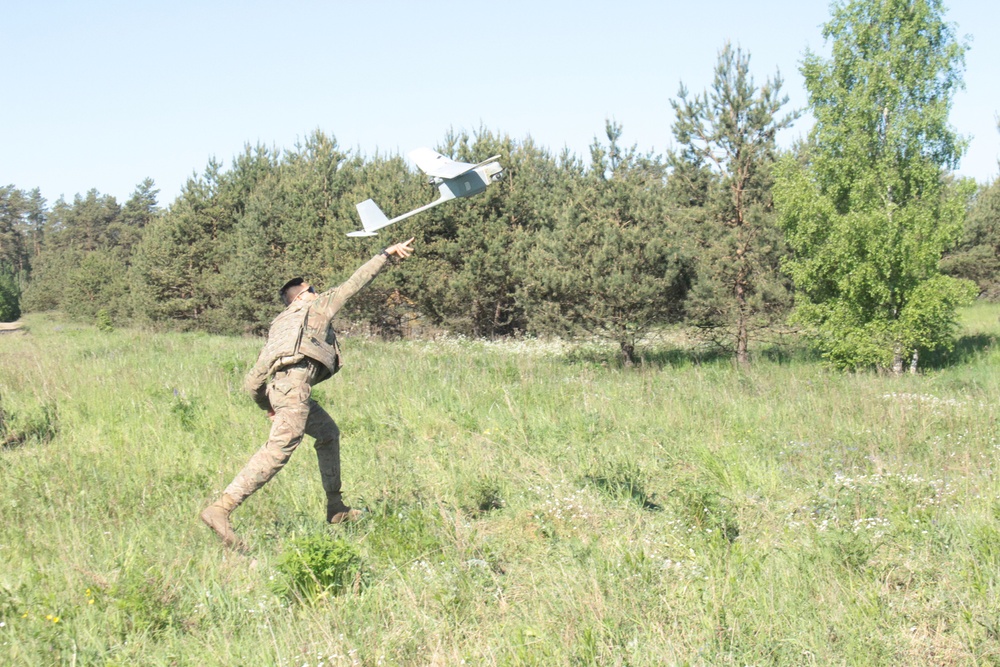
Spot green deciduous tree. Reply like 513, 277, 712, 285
670, 42, 799, 365
774, 0, 976, 372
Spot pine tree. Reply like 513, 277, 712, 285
111, 178, 160, 256
0, 186, 29, 276
941, 123, 1000, 299
131, 149, 275, 330
25, 188, 47, 262
0, 268, 19, 322
670, 42, 799, 365
21, 189, 126, 316
528, 122, 692, 365
407, 129, 569, 337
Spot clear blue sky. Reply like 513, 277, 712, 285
2, 0, 997, 207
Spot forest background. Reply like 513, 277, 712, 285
1, 0, 999, 373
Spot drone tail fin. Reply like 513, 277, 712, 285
356, 199, 389, 233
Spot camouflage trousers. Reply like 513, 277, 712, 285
224, 363, 342, 508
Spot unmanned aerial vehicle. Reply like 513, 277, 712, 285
347, 147, 503, 237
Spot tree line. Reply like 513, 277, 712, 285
2, 0, 998, 372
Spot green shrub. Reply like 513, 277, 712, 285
170, 391, 198, 431
96, 308, 114, 332
364, 499, 445, 563
274, 533, 366, 600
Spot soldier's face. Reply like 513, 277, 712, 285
296, 284, 318, 302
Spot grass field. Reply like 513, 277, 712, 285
2, 307, 999, 666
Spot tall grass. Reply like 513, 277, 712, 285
1, 308, 999, 665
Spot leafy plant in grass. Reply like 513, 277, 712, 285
468, 475, 505, 514
110, 565, 187, 638
0, 396, 58, 449
798, 472, 929, 570
364, 498, 445, 564
823, 529, 882, 571
170, 391, 198, 431
0, 582, 25, 619
583, 457, 661, 510
274, 533, 366, 601
671, 480, 740, 543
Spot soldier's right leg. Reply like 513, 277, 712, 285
201, 367, 312, 550
306, 401, 363, 523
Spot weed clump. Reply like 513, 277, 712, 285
274, 534, 366, 601
672, 481, 740, 543
109, 565, 187, 638
0, 395, 58, 449
584, 458, 661, 510
170, 390, 198, 431
469, 476, 505, 514
364, 499, 445, 563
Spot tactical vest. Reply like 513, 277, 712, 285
255, 301, 342, 382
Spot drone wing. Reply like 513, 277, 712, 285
408, 147, 476, 179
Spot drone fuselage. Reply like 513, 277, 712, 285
434, 161, 503, 202
349, 149, 503, 237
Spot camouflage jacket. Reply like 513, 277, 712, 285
243, 253, 389, 411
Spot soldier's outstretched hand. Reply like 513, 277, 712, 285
385, 238, 415, 259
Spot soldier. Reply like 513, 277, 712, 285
201, 238, 415, 551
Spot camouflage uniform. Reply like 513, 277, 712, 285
213, 252, 389, 532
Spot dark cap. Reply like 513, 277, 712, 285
279, 277, 306, 306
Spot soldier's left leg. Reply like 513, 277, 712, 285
306, 401, 363, 523
201, 368, 311, 551
202, 366, 313, 550
224, 369, 312, 506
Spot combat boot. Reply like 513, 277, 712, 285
327, 498, 365, 524
200, 494, 247, 551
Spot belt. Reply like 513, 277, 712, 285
274, 358, 320, 382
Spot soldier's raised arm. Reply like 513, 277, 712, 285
311, 238, 415, 318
